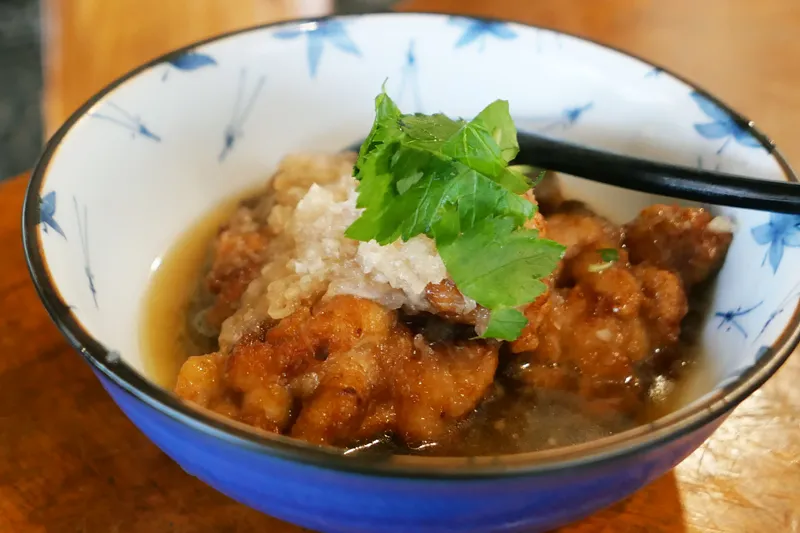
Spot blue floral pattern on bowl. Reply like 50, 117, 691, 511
88, 102, 161, 142
714, 302, 763, 338
751, 214, 800, 273
515, 102, 593, 134
163, 50, 216, 80
394, 40, 422, 112
448, 17, 517, 51
219, 69, 265, 162
72, 197, 97, 308
755, 281, 800, 342
39, 191, 65, 239
690, 91, 762, 154
274, 20, 360, 78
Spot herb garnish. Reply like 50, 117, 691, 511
346, 90, 566, 341
587, 248, 620, 273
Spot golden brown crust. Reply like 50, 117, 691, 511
395, 337, 499, 444
203, 205, 271, 330
175, 295, 498, 447
547, 210, 622, 256
624, 205, 733, 287
509, 206, 690, 416
424, 279, 487, 326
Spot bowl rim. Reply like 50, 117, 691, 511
22, 11, 800, 479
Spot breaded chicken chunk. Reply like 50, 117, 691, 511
177, 295, 499, 447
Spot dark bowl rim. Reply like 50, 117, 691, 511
22, 11, 800, 479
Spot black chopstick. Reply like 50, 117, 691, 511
514, 132, 800, 214
344, 134, 800, 214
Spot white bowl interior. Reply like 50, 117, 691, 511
35, 14, 799, 415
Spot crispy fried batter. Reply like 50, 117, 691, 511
511, 205, 690, 415
396, 335, 499, 444
545, 203, 623, 262
205, 152, 358, 338
624, 205, 733, 287
222, 296, 405, 441
510, 258, 687, 414
176, 295, 498, 447
287, 297, 410, 445
174, 352, 241, 420
203, 205, 271, 330
424, 279, 490, 327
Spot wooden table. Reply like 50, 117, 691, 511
2, 1, 798, 531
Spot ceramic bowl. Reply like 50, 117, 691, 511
23, 12, 800, 533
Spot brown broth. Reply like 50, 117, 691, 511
141, 194, 717, 456
141, 194, 247, 389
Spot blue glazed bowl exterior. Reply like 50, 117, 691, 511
99, 371, 722, 533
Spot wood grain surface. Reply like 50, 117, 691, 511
4, 0, 798, 531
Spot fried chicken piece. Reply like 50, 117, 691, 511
203, 204, 271, 330
624, 205, 733, 287
633, 264, 688, 347
424, 279, 488, 327
545, 203, 623, 263
222, 296, 407, 441
201, 152, 358, 334
220, 312, 310, 433
506, 290, 552, 354
510, 248, 688, 415
288, 298, 412, 445
511, 203, 714, 415
176, 295, 500, 448
396, 335, 499, 444
174, 352, 241, 420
